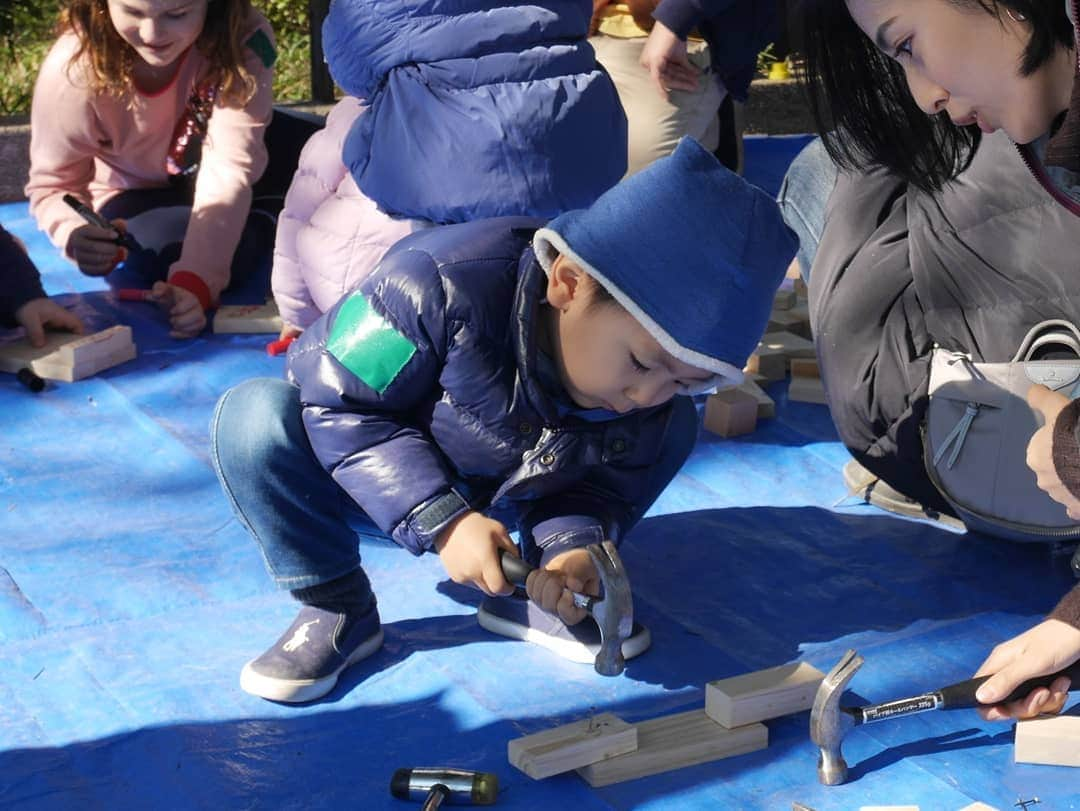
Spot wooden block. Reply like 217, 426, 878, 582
745, 350, 787, 383
212, 300, 283, 334
859, 807, 920, 811
790, 358, 820, 379
508, 713, 637, 780
736, 379, 775, 420
758, 331, 816, 360
0, 326, 136, 382
794, 276, 808, 299
1014, 713, 1080, 767
773, 286, 797, 311
767, 304, 809, 334
788, 375, 828, 405
576, 710, 767, 787
703, 389, 757, 438
705, 661, 825, 728
957, 803, 1001, 811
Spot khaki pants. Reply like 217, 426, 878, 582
590, 35, 726, 177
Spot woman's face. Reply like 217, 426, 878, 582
845, 0, 1074, 144
107, 0, 209, 70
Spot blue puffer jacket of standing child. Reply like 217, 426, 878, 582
322, 0, 629, 224
286, 217, 679, 562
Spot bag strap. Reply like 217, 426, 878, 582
1011, 319, 1080, 362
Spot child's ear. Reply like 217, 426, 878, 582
547, 255, 583, 310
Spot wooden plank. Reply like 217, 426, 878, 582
213, 300, 283, 334
767, 303, 809, 334
956, 803, 1001, 811
705, 661, 825, 728
790, 358, 820, 379
859, 807, 920, 811
508, 713, 637, 780
0, 326, 135, 382
1014, 713, 1080, 767
773, 285, 797, 311
703, 388, 757, 438
576, 710, 767, 787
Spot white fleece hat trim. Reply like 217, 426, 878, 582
533, 228, 744, 393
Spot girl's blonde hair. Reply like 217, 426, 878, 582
60, 0, 259, 106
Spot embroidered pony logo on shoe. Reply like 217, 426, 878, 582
282, 618, 320, 652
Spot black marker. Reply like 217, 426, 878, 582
62, 194, 140, 250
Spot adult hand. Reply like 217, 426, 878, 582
67, 222, 127, 276
14, 298, 85, 347
639, 20, 700, 98
435, 511, 517, 596
974, 618, 1080, 720
1026, 384, 1080, 519
525, 546, 599, 625
149, 281, 206, 339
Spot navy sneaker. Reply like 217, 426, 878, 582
477, 596, 650, 664
240, 602, 384, 703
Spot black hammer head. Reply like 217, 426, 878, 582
809, 649, 863, 785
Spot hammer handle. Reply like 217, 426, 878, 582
498, 550, 534, 589
938, 659, 1080, 709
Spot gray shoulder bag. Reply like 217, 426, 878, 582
924, 319, 1080, 541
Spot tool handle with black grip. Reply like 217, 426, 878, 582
938, 659, 1080, 709
498, 549, 534, 591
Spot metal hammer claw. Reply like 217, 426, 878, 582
499, 540, 634, 676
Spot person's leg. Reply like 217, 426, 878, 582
211, 377, 383, 701
776, 137, 840, 281
591, 36, 725, 177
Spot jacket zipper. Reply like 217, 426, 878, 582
1015, 142, 1080, 218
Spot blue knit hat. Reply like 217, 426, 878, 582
533, 137, 799, 391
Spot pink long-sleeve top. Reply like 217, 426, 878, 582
25, 12, 275, 307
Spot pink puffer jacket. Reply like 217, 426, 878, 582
271, 97, 425, 329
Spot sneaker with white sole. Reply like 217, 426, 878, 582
842, 458, 963, 530
477, 596, 650, 665
240, 602, 384, 703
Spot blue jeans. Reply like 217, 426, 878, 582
210, 378, 699, 595
776, 137, 839, 282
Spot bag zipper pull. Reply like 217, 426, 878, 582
933, 402, 980, 470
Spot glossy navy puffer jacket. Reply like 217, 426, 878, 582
287, 217, 682, 560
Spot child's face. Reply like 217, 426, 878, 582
546, 257, 714, 413
845, 0, 1075, 144
107, 0, 209, 70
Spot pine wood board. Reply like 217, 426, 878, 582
1014, 713, 1080, 767
508, 713, 637, 779
705, 661, 825, 728
576, 710, 767, 787
0, 325, 135, 382
212, 300, 283, 334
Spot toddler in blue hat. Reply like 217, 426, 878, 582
211, 138, 798, 703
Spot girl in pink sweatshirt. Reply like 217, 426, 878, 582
26, 0, 315, 338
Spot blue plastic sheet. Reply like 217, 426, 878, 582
2, 137, 1078, 810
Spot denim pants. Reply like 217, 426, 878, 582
210, 378, 700, 598
775, 137, 840, 282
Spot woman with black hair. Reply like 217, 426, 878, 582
784, 0, 1080, 722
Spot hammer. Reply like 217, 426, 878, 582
499, 540, 634, 676
810, 648, 1080, 785
390, 768, 498, 808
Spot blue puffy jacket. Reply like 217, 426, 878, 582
286, 217, 680, 561
322, 0, 628, 224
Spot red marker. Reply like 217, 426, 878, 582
117, 288, 153, 302
266, 335, 296, 356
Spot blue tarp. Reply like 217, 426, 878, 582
2, 136, 1077, 810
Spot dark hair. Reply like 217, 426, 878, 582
792, 0, 1074, 191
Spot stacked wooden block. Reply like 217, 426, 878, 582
507, 660, 824, 787
212, 299, 283, 334
0, 325, 136, 382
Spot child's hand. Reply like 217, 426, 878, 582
67, 223, 127, 276
149, 281, 206, 339
973, 618, 1080, 720
639, 20, 699, 98
279, 323, 302, 342
1026, 384, 1080, 519
526, 547, 599, 626
434, 511, 517, 596
14, 298, 85, 347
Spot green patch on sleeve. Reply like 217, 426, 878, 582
327, 292, 417, 394
245, 29, 277, 68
